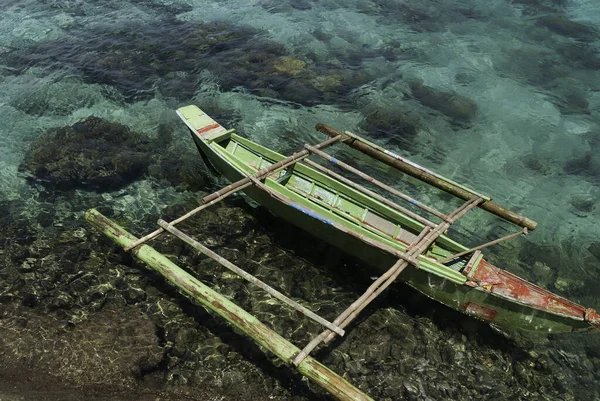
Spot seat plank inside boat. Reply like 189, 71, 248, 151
285, 172, 419, 245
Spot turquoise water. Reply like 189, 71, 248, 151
1, 0, 599, 399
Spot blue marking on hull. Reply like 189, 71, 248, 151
290, 203, 335, 226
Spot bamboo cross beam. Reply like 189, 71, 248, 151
315, 123, 538, 231
319, 198, 483, 345
406, 226, 432, 251
303, 145, 447, 221
293, 197, 484, 365
124, 134, 345, 251
248, 177, 421, 268
438, 227, 527, 264
302, 157, 435, 228
157, 219, 345, 336
446, 196, 484, 223
86, 209, 373, 401
293, 258, 410, 366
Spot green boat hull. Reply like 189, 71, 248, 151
178, 105, 599, 334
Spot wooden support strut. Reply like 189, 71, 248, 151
85, 209, 373, 401
438, 227, 527, 264
303, 145, 447, 221
315, 123, 538, 231
157, 219, 345, 336
293, 196, 484, 366
302, 147, 443, 226
124, 134, 345, 251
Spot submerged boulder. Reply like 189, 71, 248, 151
359, 107, 421, 148
563, 152, 597, 177
409, 81, 478, 123
19, 117, 207, 192
588, 242, 600, 262
557, 42, 600, 70
20, 117, 153, 191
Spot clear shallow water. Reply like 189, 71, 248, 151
1, 0, 600, 399
1, 0, 598, 275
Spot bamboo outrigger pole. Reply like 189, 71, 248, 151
85, 209, 373, 401
293, 197, 484, 366
124, 134, 345, 251
157, 219, 345, 336
315, 124, 538, 231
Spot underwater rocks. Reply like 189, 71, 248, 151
536, 15, 597, 42
556, 92, 589, 115
321, 302, 590, 401
20, 116, 153, 191
0, 199, 328, 398
409, 81, 478, 124
146, 154, 208, 192
1, 196, 600, 400
554, 276, 585, 294
357, 0, 486, 33
128, 0, 193, 16
563, 151, 600, 180
494, 48, 593, 115
521, 154, 553, 176
19, 117, 207, 192
517, 240, 599, 301
6, 19, 372, 107
589, 242, 600, 262
516, 0, 567, 7
359, 106, 421, 148
531, 261, 555, 289
570, 197, 596, 217
557, 42, 600, 70
0, 305, 164, 386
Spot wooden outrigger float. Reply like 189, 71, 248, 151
86, 105, 600, 401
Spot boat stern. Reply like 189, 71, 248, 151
462, 260, 600, 333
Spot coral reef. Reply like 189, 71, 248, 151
19, 117, 207, 192
359, 106, 421, 149
6, 19, 372, 107
20, 117, 154, 191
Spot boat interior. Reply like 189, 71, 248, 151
210, 132, 475, 274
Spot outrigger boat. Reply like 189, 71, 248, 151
86, 105, 599, 401
173, 105, 600, 335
